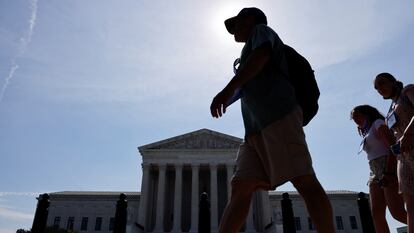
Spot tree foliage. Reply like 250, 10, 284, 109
16, 227, 79, 233
16, 229, 30, 233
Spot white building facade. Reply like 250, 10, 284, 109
45, 129, 364, 233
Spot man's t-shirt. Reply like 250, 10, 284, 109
240, 24, 297, 136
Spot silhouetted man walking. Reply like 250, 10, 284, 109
210, 7, 335, 233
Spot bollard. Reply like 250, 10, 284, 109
198, 192, 210, 233
31, 193, 50, 233
281, 193, 296, 233
357, 192, 375, 233
113, 193, 128, 233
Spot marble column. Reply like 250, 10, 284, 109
210, 163, 219, 231
154, 164, 167, 232
226, 164, 234, 202
260, 191, 272, 230
245, 198, 255, 232
137, 163, 150, 231
172, 164, 183, 232
190, 164, 199, 233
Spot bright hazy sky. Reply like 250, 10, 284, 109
1, 0, 414, 232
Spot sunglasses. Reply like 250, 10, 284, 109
233, 58, 240, 75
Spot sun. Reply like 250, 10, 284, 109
209, 3, 246, 42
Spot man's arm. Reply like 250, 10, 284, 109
377, 125, 398, 177
400, 87, 414, 153
378, 124, 396, 147
225, 42, 272, 94
210, 42, 272, 118
403, 88, 414, 135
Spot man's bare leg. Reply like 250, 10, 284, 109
404, 194, 414, 233
384, 179, 407, 224
291, 174, 335, 233
218, 179, 269, 233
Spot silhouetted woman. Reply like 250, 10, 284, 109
374, 72, 414, 233
351, 105, 406, 233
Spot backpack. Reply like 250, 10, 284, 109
283, 44, 320, 126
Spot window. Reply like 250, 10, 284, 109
81, 217, 88, 231
95, 217, 102, 231
53, 217, 61, 228
294, 217, 302, 231
109, 217, 115, 231
349, 216, 358, 230
308, 217, 315, 230
336, 216, 344, 230
67, 217, 74, 230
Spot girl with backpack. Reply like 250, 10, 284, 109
351, 105, 406, 233
374, 72, 414, 233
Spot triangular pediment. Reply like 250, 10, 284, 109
139, 129, 242, 150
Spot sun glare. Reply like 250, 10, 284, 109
210, 3, 246, 43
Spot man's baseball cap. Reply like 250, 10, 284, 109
224, 7, 267, 34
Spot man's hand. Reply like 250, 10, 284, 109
400, 133, 414, 153
210, 88, 233, 118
